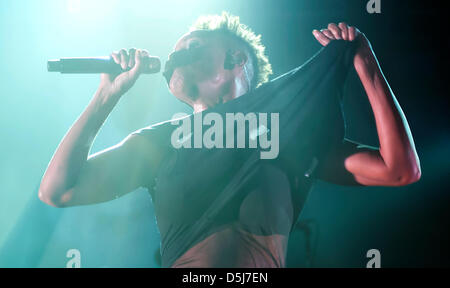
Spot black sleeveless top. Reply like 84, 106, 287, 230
131, 40, 357, 267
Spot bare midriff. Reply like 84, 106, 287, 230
170, 223, 288, 268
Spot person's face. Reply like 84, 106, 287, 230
168, 31, 233, 107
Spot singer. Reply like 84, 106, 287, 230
38, 12, 421, 268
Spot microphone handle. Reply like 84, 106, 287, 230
47, 56, 161, 74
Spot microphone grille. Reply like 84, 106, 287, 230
145, 56, 161, 74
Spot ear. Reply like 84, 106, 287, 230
224, 49, 248, 70
231, 50, 248, 68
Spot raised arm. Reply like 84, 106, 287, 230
39, 48, 161, 207
312, 23, 421, 186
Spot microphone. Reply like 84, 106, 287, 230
47, 56, 161, 74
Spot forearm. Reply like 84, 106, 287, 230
312, 23, 421, 186
353, 44, 421, 180
38, 88, 119, 206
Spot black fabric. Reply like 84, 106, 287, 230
132, 40, 358, 267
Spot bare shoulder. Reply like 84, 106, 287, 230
67, 124, 171, 206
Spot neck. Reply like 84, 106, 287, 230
193, 103, 209, 113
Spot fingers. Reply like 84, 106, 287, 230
321, 29, 334, 39
103, 48, 152, 96
312, 29, 331, 46
338, 22, 349, 40
111, 48, 145, 72
349, 26, 361, 41
128, 48, 136, 69
111, 51, 120, 65
313, 22, 360, 44
327, 23, 342, 40
119, 49, 128, 70
128, 49, 149, 79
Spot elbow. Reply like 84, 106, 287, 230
38, 187, 67, 208
404, 155, 422, 185
404, 165, 422, 185
393, 162, 422, 186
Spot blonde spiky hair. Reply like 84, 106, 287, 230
190, 11, 273, 89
